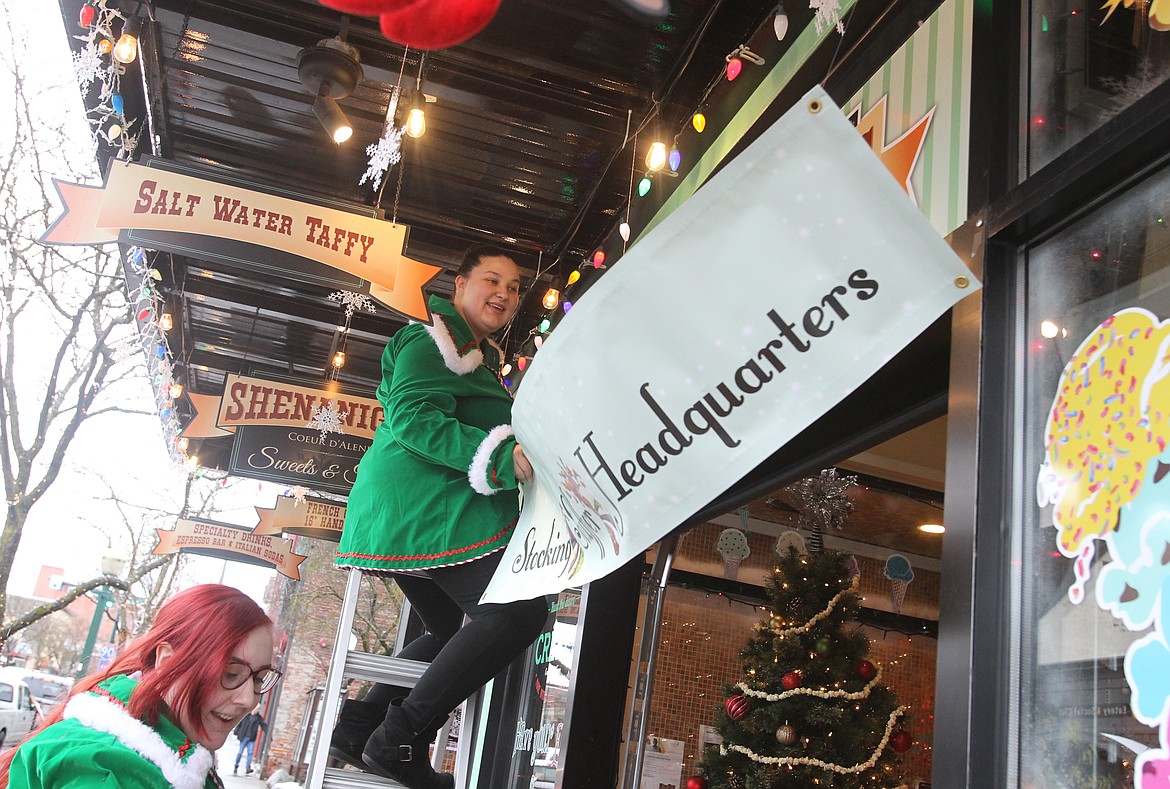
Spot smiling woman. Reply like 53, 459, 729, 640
0, 585, 277, 789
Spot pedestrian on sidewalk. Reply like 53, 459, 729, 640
233, 704, 268, 775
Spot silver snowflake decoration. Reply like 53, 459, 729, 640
307, 400, 349, 437
361, 87, 404, 191
72, 44, 105, 88
810, 0, 845, 35
785, 468, 857, 531
288, 485, 310, 506
328, 290, 377, 320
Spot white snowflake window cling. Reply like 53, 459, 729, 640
810, 0, 846, 36
287, 485, 310, 506
307, 400, 349, 437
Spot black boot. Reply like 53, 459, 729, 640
361, 700, 454, 789
329, 699, 386, 770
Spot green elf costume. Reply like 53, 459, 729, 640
7, 674, 219, 789
335, 295, 521, 573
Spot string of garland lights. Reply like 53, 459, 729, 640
718, 704, 907, 776
72, 0, 148, 159
735, 665, 885, 703
124, 244, 193, 471
498, 2, 832, 385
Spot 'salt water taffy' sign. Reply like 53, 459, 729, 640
40, 161, 441, 321
481, 86, 979, 604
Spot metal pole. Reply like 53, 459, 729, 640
77, 586, 113, 678
622, 532, 678, 789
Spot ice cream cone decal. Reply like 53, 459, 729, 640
717, 528, 751, 580
884, 554, 914, 614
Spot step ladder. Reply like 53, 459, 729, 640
304, 568, 485, 789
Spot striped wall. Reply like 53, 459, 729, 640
846, 0, 973, 237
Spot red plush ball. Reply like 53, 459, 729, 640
856, 660, 876, 681
890, 730, 912, 753
781, 671, 803, 691
318, 0, 423, 15
380, 0, 502, 50
685, 777, 708, 789
724, 694, 750, 721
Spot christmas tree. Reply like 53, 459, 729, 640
695, 470, 911, 789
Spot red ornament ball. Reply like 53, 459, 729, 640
890, 730, 912, 753
781, 671, 803, 691
856, 660, 877, 681
685, 777, 708, 789
724, 694, 750, 721
380, 0, 502, 50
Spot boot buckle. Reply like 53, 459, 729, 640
396, 744, 413, 762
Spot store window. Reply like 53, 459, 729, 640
499, 589, 580, 789
1019, 165, 1170, 787
1028, 1, 1170, 174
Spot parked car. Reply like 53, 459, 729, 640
15, 670, 72, 712
0, 671, 38, 751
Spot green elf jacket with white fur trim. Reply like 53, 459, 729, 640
334, 295, 520, 573
7, 674, 219, 789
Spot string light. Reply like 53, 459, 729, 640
774, 2, 790, 39
112, 16, 141, 65
158, 313, 172, 331
168, 382, 183, 399
646, 141, 667, 172
567, 270, 581, 286
542, 288, 560, 310
692, 111, 706, 133
638, 177, 651, 197
592, 250, 606, 268
332, 350, 346, 368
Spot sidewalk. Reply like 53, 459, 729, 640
216, 734, 277, 789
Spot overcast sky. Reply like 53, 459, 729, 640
2, 1, 276, 606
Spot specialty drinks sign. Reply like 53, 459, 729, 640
481, 86, 979, 603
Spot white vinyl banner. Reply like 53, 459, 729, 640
481, 86, 979, 604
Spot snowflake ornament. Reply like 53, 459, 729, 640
288, 485, 310, 506
810, 0, 845, 35
307, 400, 349, 437
361, 87, 404, 191
72, 44, 105, 88
328, 290, 378, 320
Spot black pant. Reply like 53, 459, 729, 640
363, 550, 549, 732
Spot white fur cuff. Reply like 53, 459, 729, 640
469, 425, 515, 495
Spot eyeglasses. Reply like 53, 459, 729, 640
221, 660, 282, 694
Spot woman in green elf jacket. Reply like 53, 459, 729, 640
331, 244, 549, 789
0, 584, 281, 789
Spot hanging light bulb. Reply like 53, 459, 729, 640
158, 312, 173, 331
501, 363, 512, 376
774, 2, 790, 39
637, 177, 651, 196
692, 111, 706, 133
169, 382, 183, 399
108, 123, 122, 142
539, 318, 551, 332
98, 38, 113, 54
177, 437, 189, 452
619, 221, 631, 241
111, 93, 124, 116
333, 350, 346, 368
645, 141, 667, 172
567, 270, 581, 286
668, 145, 681, 172
542, 288, 560, 310
592, 250, 606, 268
533, 335, 543, 350
112, 16, 142, 65
725, 56, 743, 81
79, 4, 96, 27
563, 300, 573, 313
517, 356, 528, 371
405, 95, 426, 138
